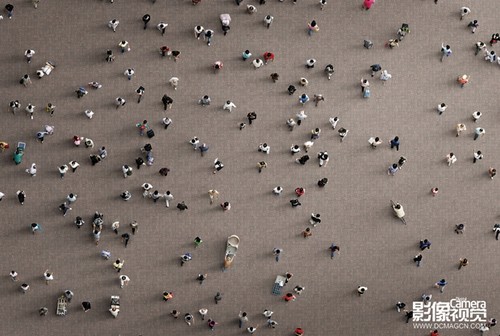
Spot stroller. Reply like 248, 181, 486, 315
220, 14, 231, 35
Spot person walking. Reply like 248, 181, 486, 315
113, 259, 124, 272
329, 243, 340, 258
460, 6, 470, 20
435, 279, 448, 293
108, 19, 119, 32
390, 136, 400, 151
273, 248, 282, 262
307, 20, 319, 36
440, 43, 452, 62
120, 275, 130, 288
239, 311, 249, 328
413, 253, 422, 267
142, 14, 151, 29
473, 151, 483, 163
43, 270, 54, 285
357, 286, 368, 296
488, 167, 496, 180
458, 258, 468, 270
493, 224, 500, 240
446, 153, 457, 166
214, 292, 222, 304
474, 127, 485, 140
264, 15, 274, 28
387, 163, 399, 176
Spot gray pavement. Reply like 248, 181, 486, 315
0, 0, 499, 335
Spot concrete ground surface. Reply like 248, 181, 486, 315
0, 0, 499, 335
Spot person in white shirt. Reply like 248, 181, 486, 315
169, 77, 179, 90
43, 270, 54, 284
473, 151, 483, 163
329, 117, 339, 129
142, 183, 153, 197
286, 118, 296, 131
119, 275, 130, 288
162, 117, 172, 129
223, 100, 237, 112
252, 59, 263, 69
84, 109, 94, 119
272, 186, 283, 195
472, 111, 481, 122
124, 69, 135, 80
24, 49, 35, 63
194, 25, 204, 39
69, 161, 80, 173
108, 19, 119, 32
303, 141, 314, 153
26, 163, 37, 177
368, 137, 382, 148
296, 110, 307, 125
164, 191, 174, 208
380, 69, 392, 83
317, 152, 329, 167
190, 137, 200, 150
456, 123, 466, 137
460, 6, 470, 20
290, 144, 301, 155
264, 15, 273, 28
437, 103, 447, 115
446, 153, 457, 166
258, 143, 270, 154
157, 22, 168, 35
25, 104, 35, 119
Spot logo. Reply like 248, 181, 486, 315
412, 298, 487, 330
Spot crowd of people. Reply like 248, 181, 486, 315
1, 0, 499, 335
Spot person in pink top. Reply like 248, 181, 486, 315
362, 0, 375, 10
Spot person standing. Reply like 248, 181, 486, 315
10, 270, 18, 281
199, 308, 208, 321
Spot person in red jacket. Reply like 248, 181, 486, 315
263, 52, 275, 64
430, 330, 439, 336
